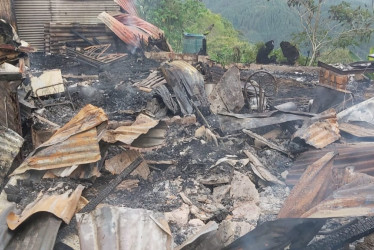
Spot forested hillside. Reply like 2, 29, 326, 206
203, 0, 300, 44
203, 0, 374, 59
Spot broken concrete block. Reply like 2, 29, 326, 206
213, 185, 231, 203
232, 203, 260, 222
165, 203, 190, 227
217, 220, 256, 246
230, 171, 259, 204
188, 219, 205, 228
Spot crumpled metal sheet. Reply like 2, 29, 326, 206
209, 66, 245, 114
98, 12, 148, 48
103, 114, 159, 145
6, 213, 62, 250
161, 61, 210, 115
302, 167, 374, 218
219, 112, 307, 132
338, 97, 374, 125
7, 184, 84, 230
286, 142, 374, 186
281, 150, 374, 219
0, 126, 23, 184
76, 205, 173, 250
339, 122, 374, 138
278, 152, 337, 218
12, 104, 108, 176
114, 14, 163, 39
293, 109, 340, 149
114, 0, 138, 16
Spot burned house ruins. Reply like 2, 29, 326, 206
1, 0, 374, 249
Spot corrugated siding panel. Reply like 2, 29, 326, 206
0, 125, 23, 184
14, 0, 119, 51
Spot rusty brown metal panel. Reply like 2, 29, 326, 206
279, 152, 337, 218
76, 205, 173, 250
0, 77, 23, 135
98, 12, 148, 48
7, 185, 84, 230
292, 109, 340, 149
114, 0, 137, 16
12, 104, 108, 176
0, 125, 23, 185
287, 143, 374, 186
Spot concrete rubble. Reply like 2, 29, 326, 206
1, 1, 374, 250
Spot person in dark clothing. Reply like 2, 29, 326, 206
280, 41, 300, 65
256, 40, 276, 64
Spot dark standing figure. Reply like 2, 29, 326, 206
280, 41, 300, 65
256, 40, 276, 64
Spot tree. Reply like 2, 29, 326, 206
275, 0, 374, 65
140, 0, 258, 64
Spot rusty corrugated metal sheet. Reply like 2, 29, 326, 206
98, 12, 149, 48
339, 122, 374, 138
14, 0, 119, 51
114, 0, 137, 16
12, 104, 108, 175
113, 14, 163, 38
161, 60, 210, 115
279, 152, 337, 218
7, 184, 84, 230
287, 142, 374, 186
281, 151, 374, 219
292, 109, 340, 149
76, 205, 173, 250
0, 125, 23, 185
302, 167, 374, 218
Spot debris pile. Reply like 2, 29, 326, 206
2, 1, 374, 250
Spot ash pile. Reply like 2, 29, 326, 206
2, 2, 374, 250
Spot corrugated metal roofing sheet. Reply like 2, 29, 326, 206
98, 12, 148, 48
0, 126, 23, 185
292, 109, 340, 149
287, 142, 374, 186
12, 104, 108, 176
7, 184, 84, 230
14, 0, 119, 50
76, 205, 173, 250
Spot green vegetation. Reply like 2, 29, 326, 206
137, 0, 258, 65
137, 0, 374, 65
203, 0, 374, 63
